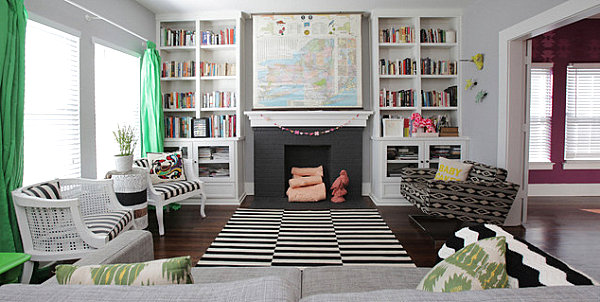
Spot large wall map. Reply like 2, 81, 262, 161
253, 14, 362, 108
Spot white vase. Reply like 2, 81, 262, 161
114, 154, 133, 173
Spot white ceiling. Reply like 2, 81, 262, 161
135, 0, 474, 15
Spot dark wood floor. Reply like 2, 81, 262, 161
148, 196, 600, 278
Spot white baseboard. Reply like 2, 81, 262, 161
244, 182, 372, 196
528, 184, 600, 197
177, 193, 245, 205
369, 193, 412, 206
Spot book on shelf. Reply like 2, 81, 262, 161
161, 61, 196, 78
163, 91, 196, 109
202, 91, 236, 108
201, 27, 236, 45
429, 145, 461, 159
205, 114, 237, 138
379, 88, 415, 107
165, 116, 193, 138
161, 28, 196, 47
198, 165, 230, 177
197, 146, 229, 160
439, 127, 459, 137
200, 62, 236, 77
420, 58, 457, 75
379, 26, 414, 43
421, 86, 457, 107
420, 28, 456, 43
380, 58, 416, 75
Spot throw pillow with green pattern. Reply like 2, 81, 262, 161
417, 236, 509, 292
55, 256, 194, 285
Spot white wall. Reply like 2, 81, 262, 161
24, 0, 155, 178
461, 0, 566, 165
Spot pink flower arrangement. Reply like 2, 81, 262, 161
411, 113, 436, 133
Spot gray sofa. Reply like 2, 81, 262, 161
1, 230, 598, 301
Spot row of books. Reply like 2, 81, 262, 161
421, 86, 457, 107
388, 146, 419, 160
201, 27, 236, 45
202, 91, 236, 108
200, 62, 236, 77
161, 61, 196, 78
379, 27, 414, 43
429, 145, 461, 159
165, 116, 193, 138
420, 28, 455, 43
161, 28, 196, 47
163, 91, 196, 109
206, 114, 237, 138
380, 58, 416, 76
379, 89, 415, 107
198, 146, 229, 160
421, 58, 457, 75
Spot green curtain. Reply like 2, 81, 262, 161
0, 0, 27, 254
140, 41, 163, 157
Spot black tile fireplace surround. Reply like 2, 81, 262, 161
254, 127, 363, 200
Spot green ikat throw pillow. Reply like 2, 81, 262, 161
417, 236, 509, 292
55, 256, 194, 286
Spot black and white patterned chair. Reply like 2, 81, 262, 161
11, 179, 135, 283
134, 158, 206, 236
400, 161, 520, 225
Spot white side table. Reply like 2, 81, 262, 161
106, 167, 148, 229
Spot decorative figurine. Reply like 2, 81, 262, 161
331, 170, 349, 203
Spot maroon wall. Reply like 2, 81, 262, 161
529, 19, 600, 184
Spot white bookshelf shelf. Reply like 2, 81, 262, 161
420, 75, 458, 79
159, 46, 196, 52
379, 75, 417, 79
420, 42, 457, 48
379, 42, 416, 48
200, 76, 236, 80
421, 107, 458, 110
379, 107, 416, 111
163, 108, 196, 113
161, 77, 196, 81
200, 107, 237, 112
200, 44, 236, 50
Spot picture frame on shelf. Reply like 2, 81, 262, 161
192, 118, 209, 138
382, 119, 404, 137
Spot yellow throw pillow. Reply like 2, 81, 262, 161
434, 157, 473, 181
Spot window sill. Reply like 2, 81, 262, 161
563, 161, 600, 170
528, 162, 554, 170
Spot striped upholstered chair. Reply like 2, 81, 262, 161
11, 178, 135, 283
134, 158, 206, 236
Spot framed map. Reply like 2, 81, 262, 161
253, 14, 362, 108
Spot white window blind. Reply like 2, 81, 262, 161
94, 43, 141, 178
529, 63, 553, 163
565, 63, 600, 161
23, 20, 80, 185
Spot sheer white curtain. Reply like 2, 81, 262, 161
94, 43, 141, 178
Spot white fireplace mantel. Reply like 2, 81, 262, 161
245, 111, 373, 127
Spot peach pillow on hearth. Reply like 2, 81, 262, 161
291, 166, 323, 177
289, 176, 322, 188
287, 183, 326, 202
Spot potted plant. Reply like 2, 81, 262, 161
113, 125, 137, 172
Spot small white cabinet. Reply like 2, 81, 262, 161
371, 138, 469, 204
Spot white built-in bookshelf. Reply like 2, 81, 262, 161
370, 10, 469, 205
157, 12, 245, 204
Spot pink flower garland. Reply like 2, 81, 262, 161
411, 113, 436, 133
260, 114, 359, 136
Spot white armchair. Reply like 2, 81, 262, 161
11, 178, 135, 283
134, 158, 206, 236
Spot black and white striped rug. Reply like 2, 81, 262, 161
196, 208, 415, 267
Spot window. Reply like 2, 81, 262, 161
23, 20, 80, 185
529, 63, 553, 165
94, 43, 141, 178
564, 63, 600, 162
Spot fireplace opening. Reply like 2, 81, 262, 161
284, 145, 331, 198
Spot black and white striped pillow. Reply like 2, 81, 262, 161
22, 180, 61, 199
438, 224, 598, 288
